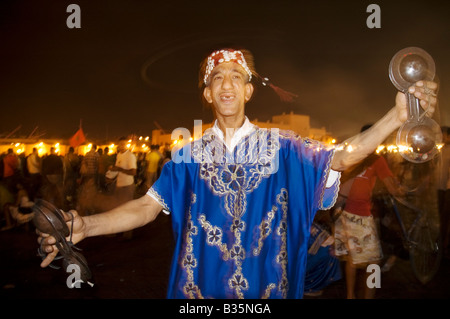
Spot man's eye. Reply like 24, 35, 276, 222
213, 75, 223, 81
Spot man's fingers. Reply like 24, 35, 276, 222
37, 235, 56, 246
411, 87, 438, 100
38, 235, 59, 268
419, 96, 437, 109
36, 228, 49, 238
40, 249, 59, 268
61, 209, 75, 222
407, 81, 438, 115
416, 80, 439, 90
35, 210, 83, 269
409, 81, 439, 96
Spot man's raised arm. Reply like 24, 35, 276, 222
331, 81, 438, 171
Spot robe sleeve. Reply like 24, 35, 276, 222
146, 146, 195, 217
286, 135, 340, 221
146, 160, 174, 214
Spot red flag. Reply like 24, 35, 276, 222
69, 128, 86, 148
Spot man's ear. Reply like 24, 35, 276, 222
203, 87, 213, 104
245, 83, 254, 102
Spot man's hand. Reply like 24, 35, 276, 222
321, 235, 335, 247
331, 80, 439, 172
36, 210, 86, 268
395, 80, 439, 125
111, 165, 121, 172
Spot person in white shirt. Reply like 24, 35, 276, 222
111, 137, 137, 205
108, 137, 137, 239
26, 147, 42, 199
27, 147, 41, 175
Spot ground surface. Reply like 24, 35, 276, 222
1, 213, 449, 302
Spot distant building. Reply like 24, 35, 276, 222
151, 111, 333, 147
252, 111, 331, 142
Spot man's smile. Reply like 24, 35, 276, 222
219, 93, 236, 103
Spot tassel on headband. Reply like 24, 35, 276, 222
259, 76, 299, 103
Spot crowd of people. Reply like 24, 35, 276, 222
2, 130, 447, 298
0, 139, 171, 230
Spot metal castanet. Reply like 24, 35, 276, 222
32, 199, 93, 285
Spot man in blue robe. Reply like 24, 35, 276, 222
38, 48, 438, 299
149, 116, 339, 298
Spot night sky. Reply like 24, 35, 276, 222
1, 0, 449, 142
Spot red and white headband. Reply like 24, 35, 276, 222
203, 49, 253, 85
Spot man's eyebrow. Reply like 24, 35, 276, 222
210, 67, 246, 78
210, 69, 221, 78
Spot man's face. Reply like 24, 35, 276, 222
118, 140, 128, 153
203, 62, 254, 120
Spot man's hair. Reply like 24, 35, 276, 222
360, 124, 373, 133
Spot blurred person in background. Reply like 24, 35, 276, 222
334, 125, 406, 299
145, 144, 162, 189
80, 144, 100, 187
27, 147, 42, 199
2, 148, 20, 193
41, 147, 64, 208
438, 126, 450, 258
110, 137, 137, 239
63, 147, 80, 210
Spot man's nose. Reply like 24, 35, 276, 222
221, 75, 233, 89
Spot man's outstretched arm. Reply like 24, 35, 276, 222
37, 194, 163, 268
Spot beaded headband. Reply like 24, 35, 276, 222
203, 49, 253, 85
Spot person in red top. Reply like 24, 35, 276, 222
344, 155, 396, 216
334, 125, 405, 299
2, 148, 20, 193
3, 149, 19, 177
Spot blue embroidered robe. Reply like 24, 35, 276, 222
148, 126, 339, 299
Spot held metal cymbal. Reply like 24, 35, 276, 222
389, 47, 441, 163
32, 199, 93, 285
396, 118, 442, 163
389, 47, 435, 92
